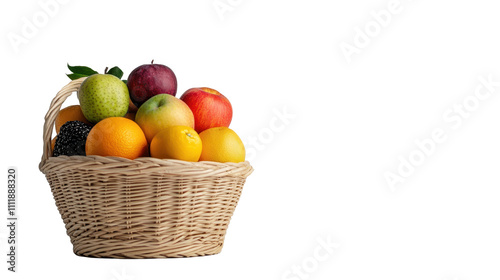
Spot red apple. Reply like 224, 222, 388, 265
180, 87, 233, 133
127, 61, 177, 107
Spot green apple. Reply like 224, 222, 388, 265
78, 74, 129, 123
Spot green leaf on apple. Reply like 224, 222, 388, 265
107, 66, 124, 79
67, 64, 98, 76
67, 73, 89, 80
122, 79, 127, 84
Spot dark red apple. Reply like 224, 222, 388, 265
127, 61, 177, 107
180, 87, 233, 133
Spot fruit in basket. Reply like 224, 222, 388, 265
135, 94, 195, 143
124, 112, 136, 121
53, 121, 92, 157
85, 117, 148, 160
150, 126, 202, 161
78, 74, 129, 124
199, 127, 245, 163
55, 105, 91, 133
180, 87, 233, 133
127, 62, 177, 107
125, 99, 138, 121
128, 98, 138, 113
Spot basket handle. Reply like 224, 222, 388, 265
40, 77, 87, 167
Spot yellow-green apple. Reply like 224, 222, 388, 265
127, 61, 177, 107
78, 74, 129, 124
135, 94, 194, 142
179, 87, 232, 133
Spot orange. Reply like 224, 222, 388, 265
55, 105, 91, 133
199, 127, 245, 163
85, 117, 148, 160
150, 126, 202, 161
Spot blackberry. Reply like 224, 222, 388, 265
53, 121, 92, 157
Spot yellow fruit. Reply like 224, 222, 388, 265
55, 105, 91, 133
150, 126, 202, 162
199, 127, 245, 163
85, 117, 148, 160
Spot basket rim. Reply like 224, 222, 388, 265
40, 155, 253, 178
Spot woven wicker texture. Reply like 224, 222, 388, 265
39, 78, 253, 258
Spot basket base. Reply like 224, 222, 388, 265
71, 237, 224, 259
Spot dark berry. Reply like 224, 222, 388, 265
53, 121, 92, 157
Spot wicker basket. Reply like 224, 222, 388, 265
39, 78, 253, 258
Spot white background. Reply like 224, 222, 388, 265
1, 0, 500, 279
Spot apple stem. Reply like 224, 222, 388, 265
104, 67, 108, 74
151, 59, 154, 64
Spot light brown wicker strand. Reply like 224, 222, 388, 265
40, 77, 87, 167
39, 78, 253, 258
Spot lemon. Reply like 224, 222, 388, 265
199, 127, 245, 163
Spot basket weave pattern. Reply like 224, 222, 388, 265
39, 78, 253, 258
